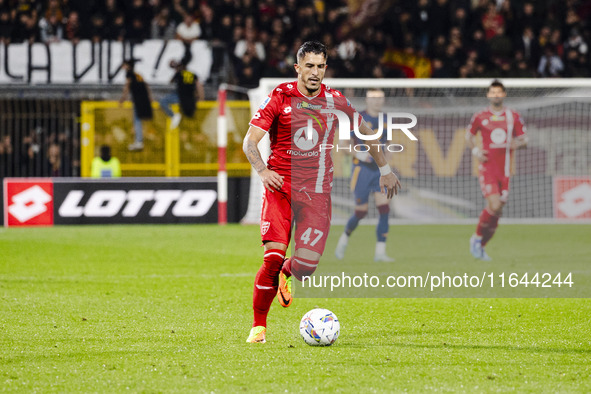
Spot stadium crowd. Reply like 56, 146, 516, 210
0, 0, 589, 85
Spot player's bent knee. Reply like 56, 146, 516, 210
490, 202, 504, 216
377, 204, 390, 215
290, 257, 319, 281
354, 210, 368, 219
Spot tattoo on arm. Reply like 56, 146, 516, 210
244, 139, 267, 173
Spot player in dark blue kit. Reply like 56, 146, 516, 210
335, 89, 394, 262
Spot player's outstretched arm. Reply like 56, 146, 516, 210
243, 126, 284, 192
358, 120, 401, 199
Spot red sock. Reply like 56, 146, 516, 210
290, 257, 319, 281
253, 249, 285, 327
482, 215, 499, 246
281, 256, 318, 281
281, 257, 292, 277
476, 208, 499, 246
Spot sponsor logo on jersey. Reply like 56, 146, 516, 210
293, 126, 319, 151
58, 189, 217, 218
259, 97, 271, 109
297, 102, 322, 110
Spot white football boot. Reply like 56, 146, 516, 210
335, 233, 349, 260
374, 241, 395, 262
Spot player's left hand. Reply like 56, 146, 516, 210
380, 172, 401, 199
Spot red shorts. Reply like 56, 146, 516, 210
260, 185, 332, 254
479, 167, 510, 202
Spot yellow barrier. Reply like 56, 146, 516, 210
80, 100, 252, 177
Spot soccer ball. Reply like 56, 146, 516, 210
299, 308, 340, 346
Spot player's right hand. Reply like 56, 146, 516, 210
259, 168, 284, 192
478, 150, 489, 162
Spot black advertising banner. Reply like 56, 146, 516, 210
53, 178, 218, 225
3, 178, 220, 226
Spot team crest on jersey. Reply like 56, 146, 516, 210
261, 221, 270, 235
490, 128, 507, 144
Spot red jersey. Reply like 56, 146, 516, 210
249, 81, 359, 193
468, 107, 526, 176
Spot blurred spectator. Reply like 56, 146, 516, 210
44, 0, 63, 21
0, 9, 14, 43
430, 0, 451, 39
102, 0, 120, 23
234, 29, 265, 61
89, 14, 104, 43
13, 12, 38, 43
488, 25, 512, 61
176, 12, 200, 62
176, 13, 201, 44
127, 16, 146, 43
120, 59, 153, 151
431, 58, 452, 78
128, 0, 152, 39
514, 26, 540, 67
198, 4, 215, 40
91, 145, 121, 178
482, 2, 504, 40
39, 13, 63, 43
564, 28, 588, 57
159, 58, 204, 127
563, 48, 588, 77
519, 2, 541, 35
151, 7, 175, 40
235, 46, 262, 88
64, 11, 80, 43
105, 13, 125, 41
537, 45, 564, 77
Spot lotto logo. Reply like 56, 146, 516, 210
554, 177, 591, 219
4, 180, 54, 226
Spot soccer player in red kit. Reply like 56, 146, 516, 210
242, 41, 401, 343
466, 80, 528, 261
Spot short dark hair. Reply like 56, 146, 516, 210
489, 79, 506, 92
297, 41, 327, 63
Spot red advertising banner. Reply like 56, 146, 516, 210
3, 179, 54, 227
553, 176, 591, 219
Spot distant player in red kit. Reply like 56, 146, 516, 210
466, 80, 528, 261
242, 41, 401, 343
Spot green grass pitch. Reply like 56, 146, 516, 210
1, 224, 590, 392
